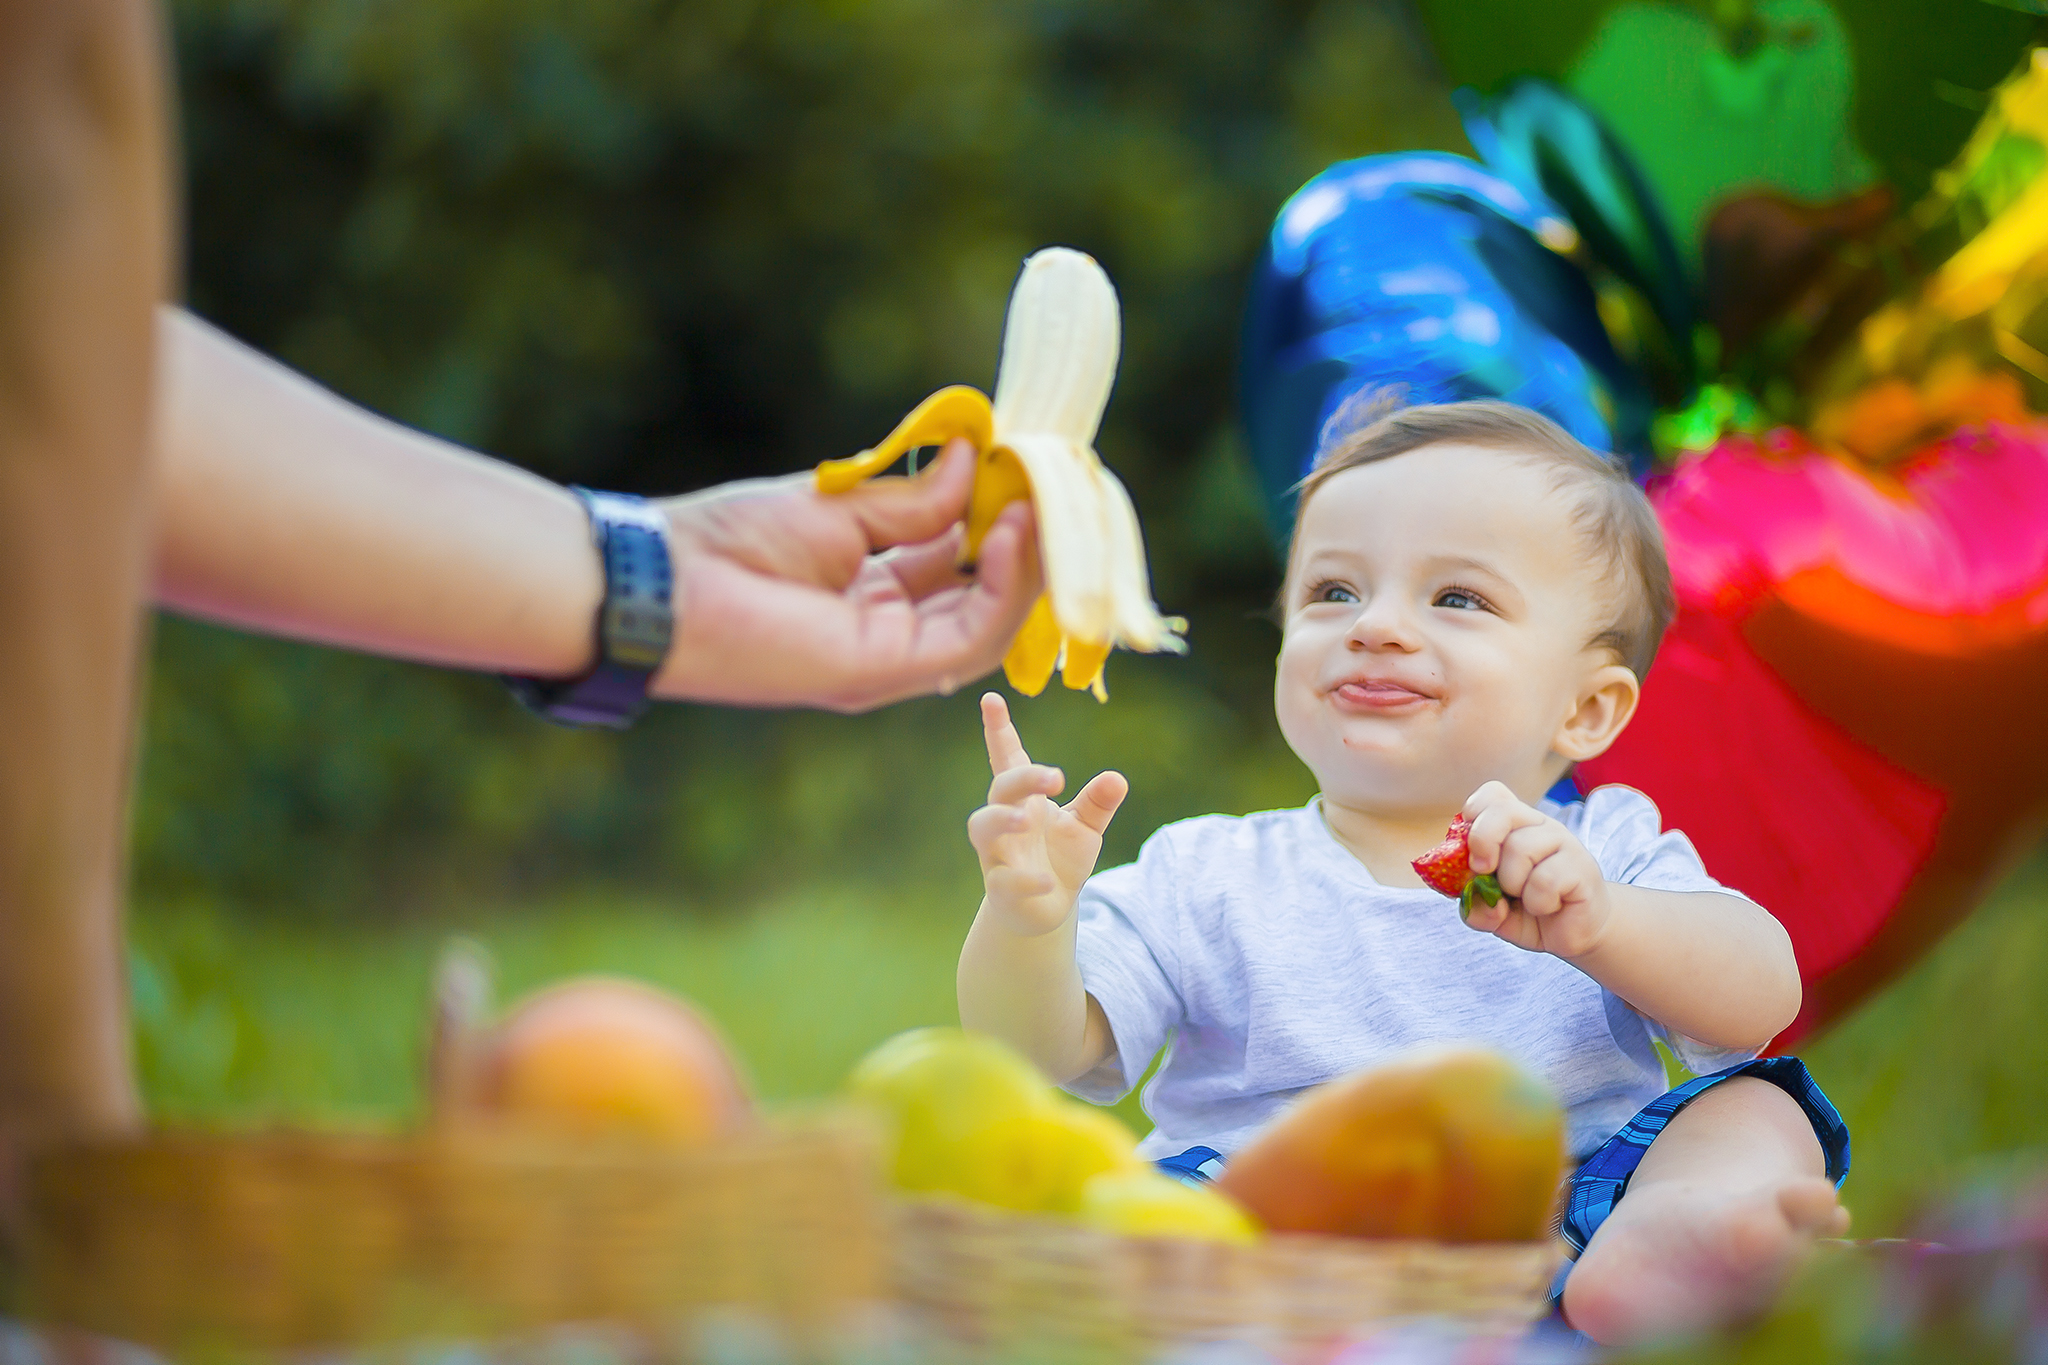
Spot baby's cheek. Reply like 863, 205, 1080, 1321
1272, 674, 1321, 761
1272, 654, 1343, 771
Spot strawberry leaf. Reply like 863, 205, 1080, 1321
1458, 874, 1505, 922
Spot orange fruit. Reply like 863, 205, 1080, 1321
478, 977, 752, 1143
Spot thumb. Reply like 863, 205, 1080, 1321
1066, 770, 1129, 836
836, 438, 976, 551
1461, 895, 1511, 935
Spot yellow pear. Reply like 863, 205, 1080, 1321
1033, 1100, 1144, 1212
1079, 1169, 1262, 1245
844, 1029, 1145, 1213
846, 1028, 1054, 1204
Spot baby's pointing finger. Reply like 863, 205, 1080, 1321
988, 763, 1064, 807
981, 692, 1033, 774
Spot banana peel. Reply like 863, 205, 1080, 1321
814, 247, 1185, 700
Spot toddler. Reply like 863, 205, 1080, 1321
956, 399, 1850, 1347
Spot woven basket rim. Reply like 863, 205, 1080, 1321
891, 1190, 1559, 1255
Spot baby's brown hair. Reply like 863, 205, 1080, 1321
1286, 392, 1675, 680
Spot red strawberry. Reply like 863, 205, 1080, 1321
1412, 816, 1504, 920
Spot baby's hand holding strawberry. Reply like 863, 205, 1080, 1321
969, 692, 1128, 936
1415, 781, 1613, 959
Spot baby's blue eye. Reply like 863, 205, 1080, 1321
1435, 588, 1485, 611
1313, 581, 1359, 605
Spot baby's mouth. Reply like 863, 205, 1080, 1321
1331, 679, 1434, 711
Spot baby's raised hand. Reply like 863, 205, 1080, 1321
968, 692, 1128, 935
1458, 781, 1612, 959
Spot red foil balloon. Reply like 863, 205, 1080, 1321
1580, 423, 2048, 1043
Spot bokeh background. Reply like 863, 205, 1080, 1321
140, 0, 2047, 1240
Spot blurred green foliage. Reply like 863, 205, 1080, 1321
148, 0, 1462, 907
173, 0, 1460, 496
148, 0, 2048, 906
136, 615, 1315, 911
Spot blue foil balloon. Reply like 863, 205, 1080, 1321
1241, 152, 1655, 543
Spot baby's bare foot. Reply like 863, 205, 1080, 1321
1561, 1176, 1849, 1347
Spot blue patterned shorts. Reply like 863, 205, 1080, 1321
1557, 1056, 1849, 1255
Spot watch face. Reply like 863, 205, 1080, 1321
504, 490, 673, 729
601, 522, 673, 672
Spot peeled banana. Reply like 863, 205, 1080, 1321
815, 248, 1185, 700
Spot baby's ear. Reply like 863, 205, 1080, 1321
1554, 663, 1640, 763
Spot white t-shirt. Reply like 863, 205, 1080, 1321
1065, 786, 1759, 1162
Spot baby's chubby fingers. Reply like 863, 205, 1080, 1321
1460, 781, 1546, 876
1492, 821, 1567, 904
1064, 770, 1129, 837
988, 762, 1064, 809
967, 800, 1035, 856
1461, 891, 1514, 935
1516, 853, 1577, 919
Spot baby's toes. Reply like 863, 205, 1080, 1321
1714, 1189, 1801, 1274
1777, 1177, 1849, 1237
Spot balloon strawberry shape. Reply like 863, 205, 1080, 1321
1580, 421, 2048, 1041
1412, 815, 1505, 921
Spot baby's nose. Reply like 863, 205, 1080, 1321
1346, 602, 1421, 651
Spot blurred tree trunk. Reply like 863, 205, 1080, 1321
0, 0, 172, 1208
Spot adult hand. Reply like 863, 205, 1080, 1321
654, 439, 1042, 710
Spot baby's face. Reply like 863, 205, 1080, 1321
1275, 442, 1619, 814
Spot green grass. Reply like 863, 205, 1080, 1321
1801, 850, 2048, 1235
131, 849, 2048, 1240
129, 874, 1172, 1135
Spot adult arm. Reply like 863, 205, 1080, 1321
0, 0, 171, 1171
155, 308, 1042, 711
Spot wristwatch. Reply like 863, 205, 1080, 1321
503, 488, 674, 729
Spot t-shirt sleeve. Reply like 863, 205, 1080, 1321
1577, 784, 1753, 902
1063, 833, 1186, 1105
1577, 784, 1764, 1076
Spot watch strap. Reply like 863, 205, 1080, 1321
503, 488, 673, 729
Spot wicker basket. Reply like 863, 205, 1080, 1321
17, 1119, 887, 1358
890, 1196, 1558, 1363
